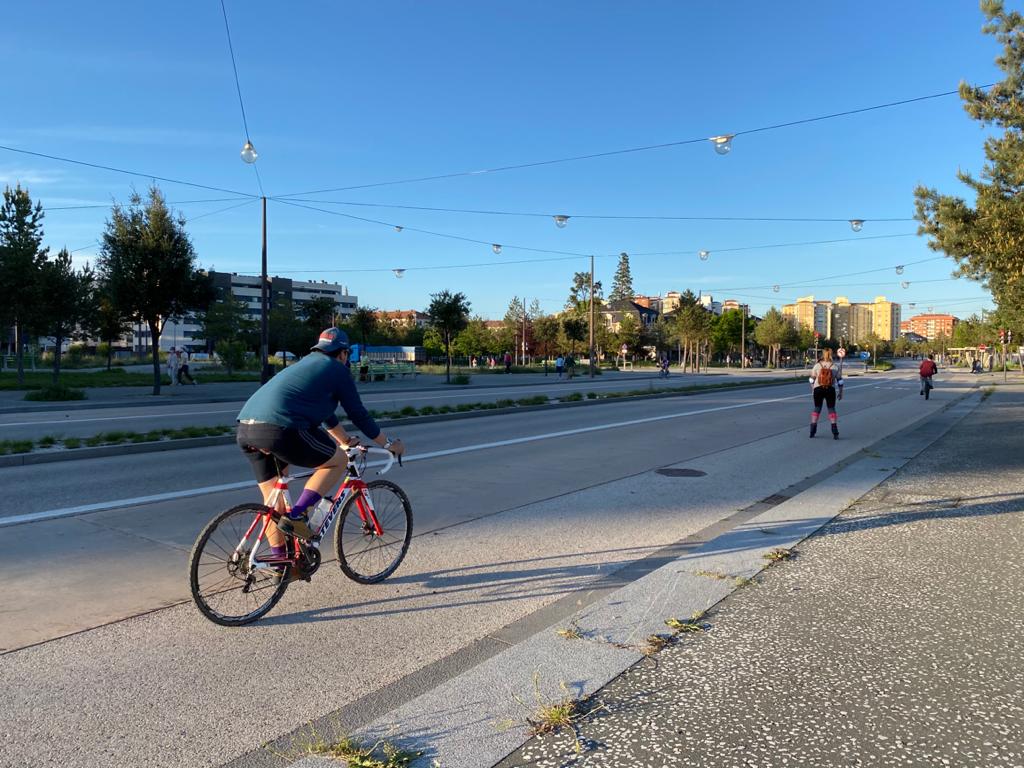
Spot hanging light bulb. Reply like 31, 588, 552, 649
394, 225, 403, 233
492, 244, 502, 254
710, 135, 734, 155
901, 280, 910, 289
392, 269, 406, 278
909, 303, 917, 308
849, 219, 864, 232
895, 265, 904, 275
772, 285, 780, 293
698, 250, 710, 261
240, 141, 258, 164
553, 215, 570, 229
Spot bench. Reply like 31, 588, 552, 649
360, 361, 418, 382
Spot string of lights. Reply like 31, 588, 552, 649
219, 0, 264, 198
0, 144, 256, 198
278, 197, 916, 225
46, 196, 253, 212
274, 85, 994, 199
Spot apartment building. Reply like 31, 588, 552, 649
871, 296, 901, 341
375, 310, 431, 329
155, 271, 358, 352
782, 295, 832, 338
899, 313, 958, 340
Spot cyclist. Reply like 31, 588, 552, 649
808, 348, 843, 439
236, 327, 404, 557
919, 353, 938, 399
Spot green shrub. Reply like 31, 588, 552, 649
496, 399, 516, 408
451, 374, 471, 385
418, 405, 437, 415
399, 405, 417, 417
438, 405, 453, 414
586, 392, 598, 399
517, 395, 548, 406
456, 403, 474, 412
63, 437, 81, 449
564, 392, 583, 402
24, 385, 86, 401
37, 436, 57, 448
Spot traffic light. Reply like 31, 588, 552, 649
999, 328, 1006, 344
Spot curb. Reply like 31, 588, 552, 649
0, 376, 806, 468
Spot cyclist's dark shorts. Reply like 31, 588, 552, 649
812, 385, 837, 410
236, 422, 336, 482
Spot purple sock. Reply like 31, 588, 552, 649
288, 489, 322, 519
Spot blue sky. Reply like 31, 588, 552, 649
0, 1, 1009, 320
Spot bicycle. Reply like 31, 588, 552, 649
188, 445, 412, 626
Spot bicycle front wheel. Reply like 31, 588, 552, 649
189, 503, 290, 626
335, 480, 413, 584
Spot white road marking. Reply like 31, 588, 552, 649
0, 383, 877, 528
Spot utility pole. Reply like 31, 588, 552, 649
589, 255, 596, 378
260, 196, 270, 384
740, 304, 747, 368
522, 296, 527, 366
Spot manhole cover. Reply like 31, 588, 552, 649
656, 468, 707, 478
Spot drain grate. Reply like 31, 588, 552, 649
760, 494, 791, 505
656, 468, 707, 478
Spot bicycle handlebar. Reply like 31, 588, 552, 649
347, 444, 399, 475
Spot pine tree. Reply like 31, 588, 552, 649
915, 1, 1024, 330
0, 185, 48, 385
608, 252, 634, 304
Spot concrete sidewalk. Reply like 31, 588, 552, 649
495, 386, 1024, 767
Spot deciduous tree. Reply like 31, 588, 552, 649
0, 185, 48, 384
98, 186, 210, 394
426, 290, 471, 383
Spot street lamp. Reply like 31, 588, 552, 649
394, 225, 403, 233
710, 135, 734, 155
553, 215, 570, 229
849, 219, 864, 232
492, 244, 502, 254
901, 281, 910, 289
239, 142, 269, 383
895, 264, 904, 275
772, 285, 780, 293
698, 250, 710, 261
392, 269, 406, 278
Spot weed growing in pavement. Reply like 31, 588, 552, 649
642, 633, 674, 655
693, 569, 731, 580
62, 437, 81, 449
499, 674, 607, 755
555, 617, 585, 640
665, 610, 710, 634
763, 548, 795, 564
563, 392, 583, 402
37, 435, 57, 448
734, 576, 754, 587
269, 724, 420, 768
586, 391, 598, 399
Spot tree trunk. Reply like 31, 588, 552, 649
106, 337, 114, 372
149, 319, 162, 395
15, 320, 25, 386
52, 330, 64, 387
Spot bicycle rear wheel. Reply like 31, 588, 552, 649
189, 503, 290, 626
335, 480, 413, 584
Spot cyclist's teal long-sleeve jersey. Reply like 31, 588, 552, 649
237, 353, 381, 438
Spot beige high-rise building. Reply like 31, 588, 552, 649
871, 296, 901, 341
831, 296, 873, 344
782, 295, 832, 338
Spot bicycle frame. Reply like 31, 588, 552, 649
234, 447, 389, 574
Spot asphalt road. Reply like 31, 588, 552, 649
0, 370, 787, 442
0, 361, 972, 768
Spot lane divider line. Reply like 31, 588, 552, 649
0, 384, 881, 529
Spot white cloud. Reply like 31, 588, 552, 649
0, 168, 65, 185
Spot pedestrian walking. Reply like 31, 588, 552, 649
504, 351, 512, 373
555, 354, 565, 379
808, 348, 842, 439
178, 349, 197, 385
167, 348, 180, 386
919, 354, 938, 399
